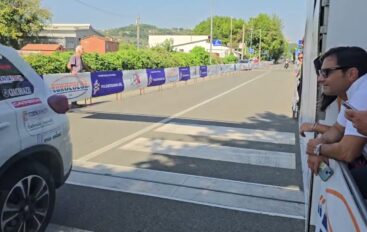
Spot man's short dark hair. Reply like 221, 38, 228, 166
321, 46, 367, 78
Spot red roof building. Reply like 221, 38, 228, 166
21, 44, 64, 55
81, 35, 119, 54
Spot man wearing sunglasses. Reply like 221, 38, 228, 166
305, 47, 367, 196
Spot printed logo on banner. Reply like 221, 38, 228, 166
132, 73, 141, 86
165, 68, 179, 83
47, 73, 91, 100
146, 69, 166, 87
179, 67, 190, 81
91, 71, 124, 97
199, 66, 208, 77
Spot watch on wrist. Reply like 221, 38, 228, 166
314, 143, 323, 156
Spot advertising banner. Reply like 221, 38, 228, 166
315, 160, 367, 232
146, 68, 166, 87
91, 71, 124, 97
190, 66, 200, 79
165, 67, 179, 83
207, 65, 218, 76
122, 69, 148, 91
179, 67, 191, 81
43, 72, 92, 101
199, 66, 208, 77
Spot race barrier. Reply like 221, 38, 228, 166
42, 63, 252, 102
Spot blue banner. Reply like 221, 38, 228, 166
146, 68, 166, 87
179, 67, 191, 81
199, 66, 208, 77
91, 71, 124, 97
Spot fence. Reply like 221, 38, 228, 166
42, 63, 252, 102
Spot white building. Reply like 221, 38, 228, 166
38, 24, 103, 50
149, 35, 230, 58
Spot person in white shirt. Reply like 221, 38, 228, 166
305, 47, 367, 197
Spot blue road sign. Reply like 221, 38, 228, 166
249, 48, 254, 54
212, 39, 222, 46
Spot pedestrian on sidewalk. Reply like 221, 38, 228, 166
67, 45, 91, 108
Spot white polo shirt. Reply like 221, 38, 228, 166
337, 73, 367, 155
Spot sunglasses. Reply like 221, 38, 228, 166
317, 66, 351, 78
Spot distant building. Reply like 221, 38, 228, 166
81, 35, 119, 54
148, 35, 230, 58
38, 24, 103, 50
20, 43, 65, 55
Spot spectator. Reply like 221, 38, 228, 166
299, 55, 335, 135
304, 47, 367, 184
345, 109, 367, 197
67, 45, 91, 108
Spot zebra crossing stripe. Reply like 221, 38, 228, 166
68, 161, 305, 219
156, 123, 295, 145
119, 137, 296, 169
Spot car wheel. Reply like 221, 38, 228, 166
0, 162, 55, 232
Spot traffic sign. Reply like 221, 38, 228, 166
212, 39, 222, 46
249, 47, 255, 54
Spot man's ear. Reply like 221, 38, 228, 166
347, 67, 359, 82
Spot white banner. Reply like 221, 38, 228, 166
43, 72, 92, 102
122, 69, 148, 91
207, 65, 219, 76
315, 160, 367, 232
190, 66, 200, 79
164, 67, 179, 83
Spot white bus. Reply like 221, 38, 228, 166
300, 0, 367, 231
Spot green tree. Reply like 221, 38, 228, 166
193, 16, 245, 47
0, 0, 51, 48
246, 14, 285, 62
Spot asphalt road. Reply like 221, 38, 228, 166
49, 67, 305, 232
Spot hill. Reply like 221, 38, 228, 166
103, 24, 193, 47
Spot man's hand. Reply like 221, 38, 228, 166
300, 122, 314, 137
307, 155, 329, 175
345, 110, 367, 136
71, 70, 78, 76
306, 138, 323, 155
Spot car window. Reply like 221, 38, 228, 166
0, 54, 34, 101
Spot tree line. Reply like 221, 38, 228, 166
0, 0, 289, 73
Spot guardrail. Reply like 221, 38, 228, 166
42, 63, 253, 102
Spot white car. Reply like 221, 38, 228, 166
0, 44, 72, 232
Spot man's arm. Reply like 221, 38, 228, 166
306, 122, 344, 156
319, 122, 344, 143
320, 135, 367, 162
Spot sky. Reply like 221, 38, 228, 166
41, 0, 306, 43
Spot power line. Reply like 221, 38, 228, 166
73, 0, 133, 19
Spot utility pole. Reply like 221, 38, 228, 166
136, 16, 140, 49
209, 0, 213, 64
230, 17, 233, 54
249, 29, 253, 58
259, 29, 262, 62
241, 24, 245, 60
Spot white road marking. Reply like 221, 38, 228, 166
119, 137, 296, 169
156, 123, 295, 145
68, 161, 305, 220
77, 71, 270, 162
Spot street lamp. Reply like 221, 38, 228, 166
209, 0, 214, 64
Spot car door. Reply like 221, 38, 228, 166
0, 59, 21, 166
